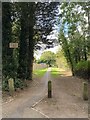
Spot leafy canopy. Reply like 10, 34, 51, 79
38, 51, 56, 67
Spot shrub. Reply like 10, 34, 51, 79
14, 78, 24, 89
2, 76, 9, 91
75, 61, 88, 70
74, 60, 89, 79
2, 76, 25, 91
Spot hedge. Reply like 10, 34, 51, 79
74, 60, 89, 80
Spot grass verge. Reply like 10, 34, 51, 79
51, 67, 60, 77
33, 68, 47, 77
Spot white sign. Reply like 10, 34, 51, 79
9, 43, 18, 48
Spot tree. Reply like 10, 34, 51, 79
16, 2, 59, 80
34, 2, 59, 49
38, 51, 56, 67
58, 2, 89, 75
2, 2, 59, 81
2, 2, 15, 78
17, 2, 59, 80
17, 3, 28, 79
55, 49, 69, 70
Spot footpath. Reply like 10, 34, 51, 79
2, 68, 88, 118
2, 68, 51, 118
33, 70, 88, 118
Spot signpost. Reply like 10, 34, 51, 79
8, 43, 18, 96
9, 43, 18, 48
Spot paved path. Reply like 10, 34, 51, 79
2, 68, 88, 118
34, 74, 88, 118
2, 68, 51, 118
0, 69, 2, 120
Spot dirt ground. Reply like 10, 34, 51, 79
2, 69, 88, 118
33, 70, 88, 118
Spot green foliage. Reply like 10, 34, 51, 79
2, 3, 14, 79
2, 77, 9, 91
58, 3, 89, 76
55, 49, 69, 70
51, 68, 60, 77
16, 2, 59, 80
3, 56, 18, 79
38, 51, 56, 67
2, 2, 59, 94
14, 78, 24, 89
75, 61, 88, 70
33, 68, 47, 77
74, 61, 89, 79
2, 2, 59, 92
2, 77, 25, 91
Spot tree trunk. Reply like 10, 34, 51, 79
68, 50, 74, 76
27, 3, 35, 80
26, 27, 34, 80
64, 38, 75, 76
17, 5, 28, 80
84, 48, 87, 61
2, 3, 13, 78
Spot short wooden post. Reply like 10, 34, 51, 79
8, 78, 14, 96
48, 80, 52, 98
83, 82, 88, 100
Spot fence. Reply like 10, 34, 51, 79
33, 63, 47, 70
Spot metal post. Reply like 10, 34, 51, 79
48, 80, 52, 98
83, 82, 88, 100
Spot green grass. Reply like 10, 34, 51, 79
33, 68, 47, 77
51, 67, 60, 77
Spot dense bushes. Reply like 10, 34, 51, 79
74, 61, 89, 79
14, 79, 25, 90
2, 77, 9, 91
2, 77, 26, 91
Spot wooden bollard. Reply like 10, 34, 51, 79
48, 80, 52, 98
8, 78, 14, 96
83, 82, 88, 100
